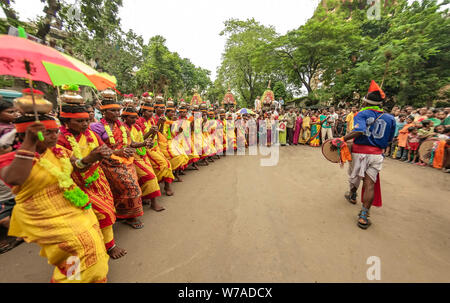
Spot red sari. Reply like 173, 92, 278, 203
90, 120, 143, 219
57, 128, 117, 250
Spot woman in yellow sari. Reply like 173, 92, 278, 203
157, 100, 189, 182
122, 108, 164, 211
0, 115, 108, 282
189, 106, 208, 165
206, 110, 222, 157
298, 111, 311, 144
218, 109, 227, 153
57, 103, 126, 260
225, 113, 237, 152
136, 97, 175, 196
176, 102, 200, 169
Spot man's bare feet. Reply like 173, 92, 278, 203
107, 245, 127, 260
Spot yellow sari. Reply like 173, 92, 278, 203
141, 119, 175, 183
57, 130, 116, 251
298, 116, 311, 144
129, 125, 161, 200
175, 118, 200, 164
202, 120, 217, 157
7, 146, 108, 283
225, 119, 237, 151
159, 120, 189, 170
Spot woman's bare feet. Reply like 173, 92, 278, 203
164, 183, 174, 196
123, 218, 144, 229
193, 163, 200, 170
151, 198, 165, 212
179, 169, 186, 175
107, 245, 127, 260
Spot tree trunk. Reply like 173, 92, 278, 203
1, 0, 19, 20
36, 0, 61, 43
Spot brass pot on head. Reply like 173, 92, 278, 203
14, 89, 53, 114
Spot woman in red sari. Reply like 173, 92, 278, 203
90, 91, 144, 229
57, 103, 127, 259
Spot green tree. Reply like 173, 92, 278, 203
218, 18, 278, 107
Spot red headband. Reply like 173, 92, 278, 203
142, 106, 154, 110
15, 120, 60, 133
60, 112, 90, 119
100, 104, 121, 110
122, 112, 138, 116
178, 109, 187, 112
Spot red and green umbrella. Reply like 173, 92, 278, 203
0, 34, 116, 90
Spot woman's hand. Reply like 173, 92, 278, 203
98, 145, 113, 159
123, 147, 135, 158
145, 138, 154, 148
84, 146, 104, 164
22, 123, 46, 148
158, 116, 166, 125
113, 148, 127, 158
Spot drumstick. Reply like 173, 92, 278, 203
380, 51, 393, 89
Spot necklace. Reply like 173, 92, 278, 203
61, 126, 100, 188
360, 106, 383, 112
101, 119, 128, 146
37, 147, 91, 209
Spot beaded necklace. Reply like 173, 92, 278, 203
60, 126, 100, 188
37, 147, 91, 209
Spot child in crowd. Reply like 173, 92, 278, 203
390, 114, 406, 158
397, 115, 415, 160
405, 126, 420, 164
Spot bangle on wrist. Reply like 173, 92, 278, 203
15, 154, 34, 161
17, 149, 36, 157
75, 159, 87, 169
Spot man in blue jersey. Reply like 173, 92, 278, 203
333, 80, 396, 229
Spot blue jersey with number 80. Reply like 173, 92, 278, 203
353, 110, 396, 149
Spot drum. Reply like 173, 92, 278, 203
418, 138, 440, 164
322, 139, 353, 163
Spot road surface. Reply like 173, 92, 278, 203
1, 145, 449, 282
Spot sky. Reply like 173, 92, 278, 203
7, 0, 447, 81
8, 0, 322, 79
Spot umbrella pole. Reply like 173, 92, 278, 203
27, 77, 45, 142
57, 86, 62, 114
24, 60, 44, 141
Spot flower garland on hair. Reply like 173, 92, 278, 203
101, 119, 128, 146
60, 126, 100, 188
37, 147, 91, 209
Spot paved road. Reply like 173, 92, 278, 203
1, 145, 449, 282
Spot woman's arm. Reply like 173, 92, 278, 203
1, 123, 43, 186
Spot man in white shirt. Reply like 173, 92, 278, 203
279, 97, 285, 110
328, 107, 339, 137
272, 100, 279, 112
